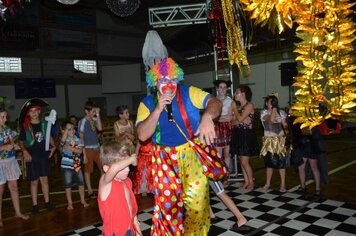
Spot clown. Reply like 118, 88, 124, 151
136, 58, 222, 235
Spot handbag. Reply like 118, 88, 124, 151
170, 87, 229, 181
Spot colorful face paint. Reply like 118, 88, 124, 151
159, 80, 177, 95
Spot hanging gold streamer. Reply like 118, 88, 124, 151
220, 0, 251, 77
291, 0, 356, 128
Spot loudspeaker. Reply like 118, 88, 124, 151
281, 62, 298, 86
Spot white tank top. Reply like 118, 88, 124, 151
219, 96, 233, 122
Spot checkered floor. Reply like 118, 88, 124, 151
60, 183, 356, 236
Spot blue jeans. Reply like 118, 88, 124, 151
61, 168, 84, 189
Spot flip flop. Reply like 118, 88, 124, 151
231, 223, 251, 232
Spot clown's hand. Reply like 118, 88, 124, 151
195, 113, 216, 146
155, 93, 173, 113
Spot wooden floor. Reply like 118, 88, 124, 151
0, 131, 355, 235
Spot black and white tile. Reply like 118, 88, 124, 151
60, 183, 356, 236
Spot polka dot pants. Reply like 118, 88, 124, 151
151, 143, 210, 236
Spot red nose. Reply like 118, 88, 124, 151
162, 84, 177, 94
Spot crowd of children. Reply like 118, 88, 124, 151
0, 98, 154, 234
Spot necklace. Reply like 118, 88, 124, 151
238, 102, 248, 113
89, 119, 96, 131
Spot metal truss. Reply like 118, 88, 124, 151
149, 3, 207, 28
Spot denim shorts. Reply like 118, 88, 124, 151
61, 168, 84, 189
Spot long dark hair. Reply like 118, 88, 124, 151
236, 85, 252, 102
264, 95, 279, 112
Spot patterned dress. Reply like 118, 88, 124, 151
114, 120, 135, 154
0, 126, 21, 183
230, 104, 259, 157
214, 96, 233, 147
260, 110, 290, 169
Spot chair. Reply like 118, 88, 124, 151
101, 129, 116, 143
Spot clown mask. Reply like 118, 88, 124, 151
158, 77, 177, 95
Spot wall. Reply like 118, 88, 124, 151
182, 57, 296, 109
245, 60, 294, 109
0, 56, 296, 121
0, 82, 148, 121
184, 71, 215, 89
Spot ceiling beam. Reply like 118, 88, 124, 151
149, 3, 207, 28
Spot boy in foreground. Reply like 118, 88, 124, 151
98, 141, 141, 236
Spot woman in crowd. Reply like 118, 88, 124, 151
260, 94, 289, 192
213, 80, 234, 186
230, 85, 259, 190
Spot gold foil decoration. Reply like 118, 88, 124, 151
220, 0, 251, 77
239, 0, 300, 33
237, 0, 355, 127
291, 0, 356, 128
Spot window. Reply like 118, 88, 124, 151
73, 60, 97, 74
0, 57, 22, 72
